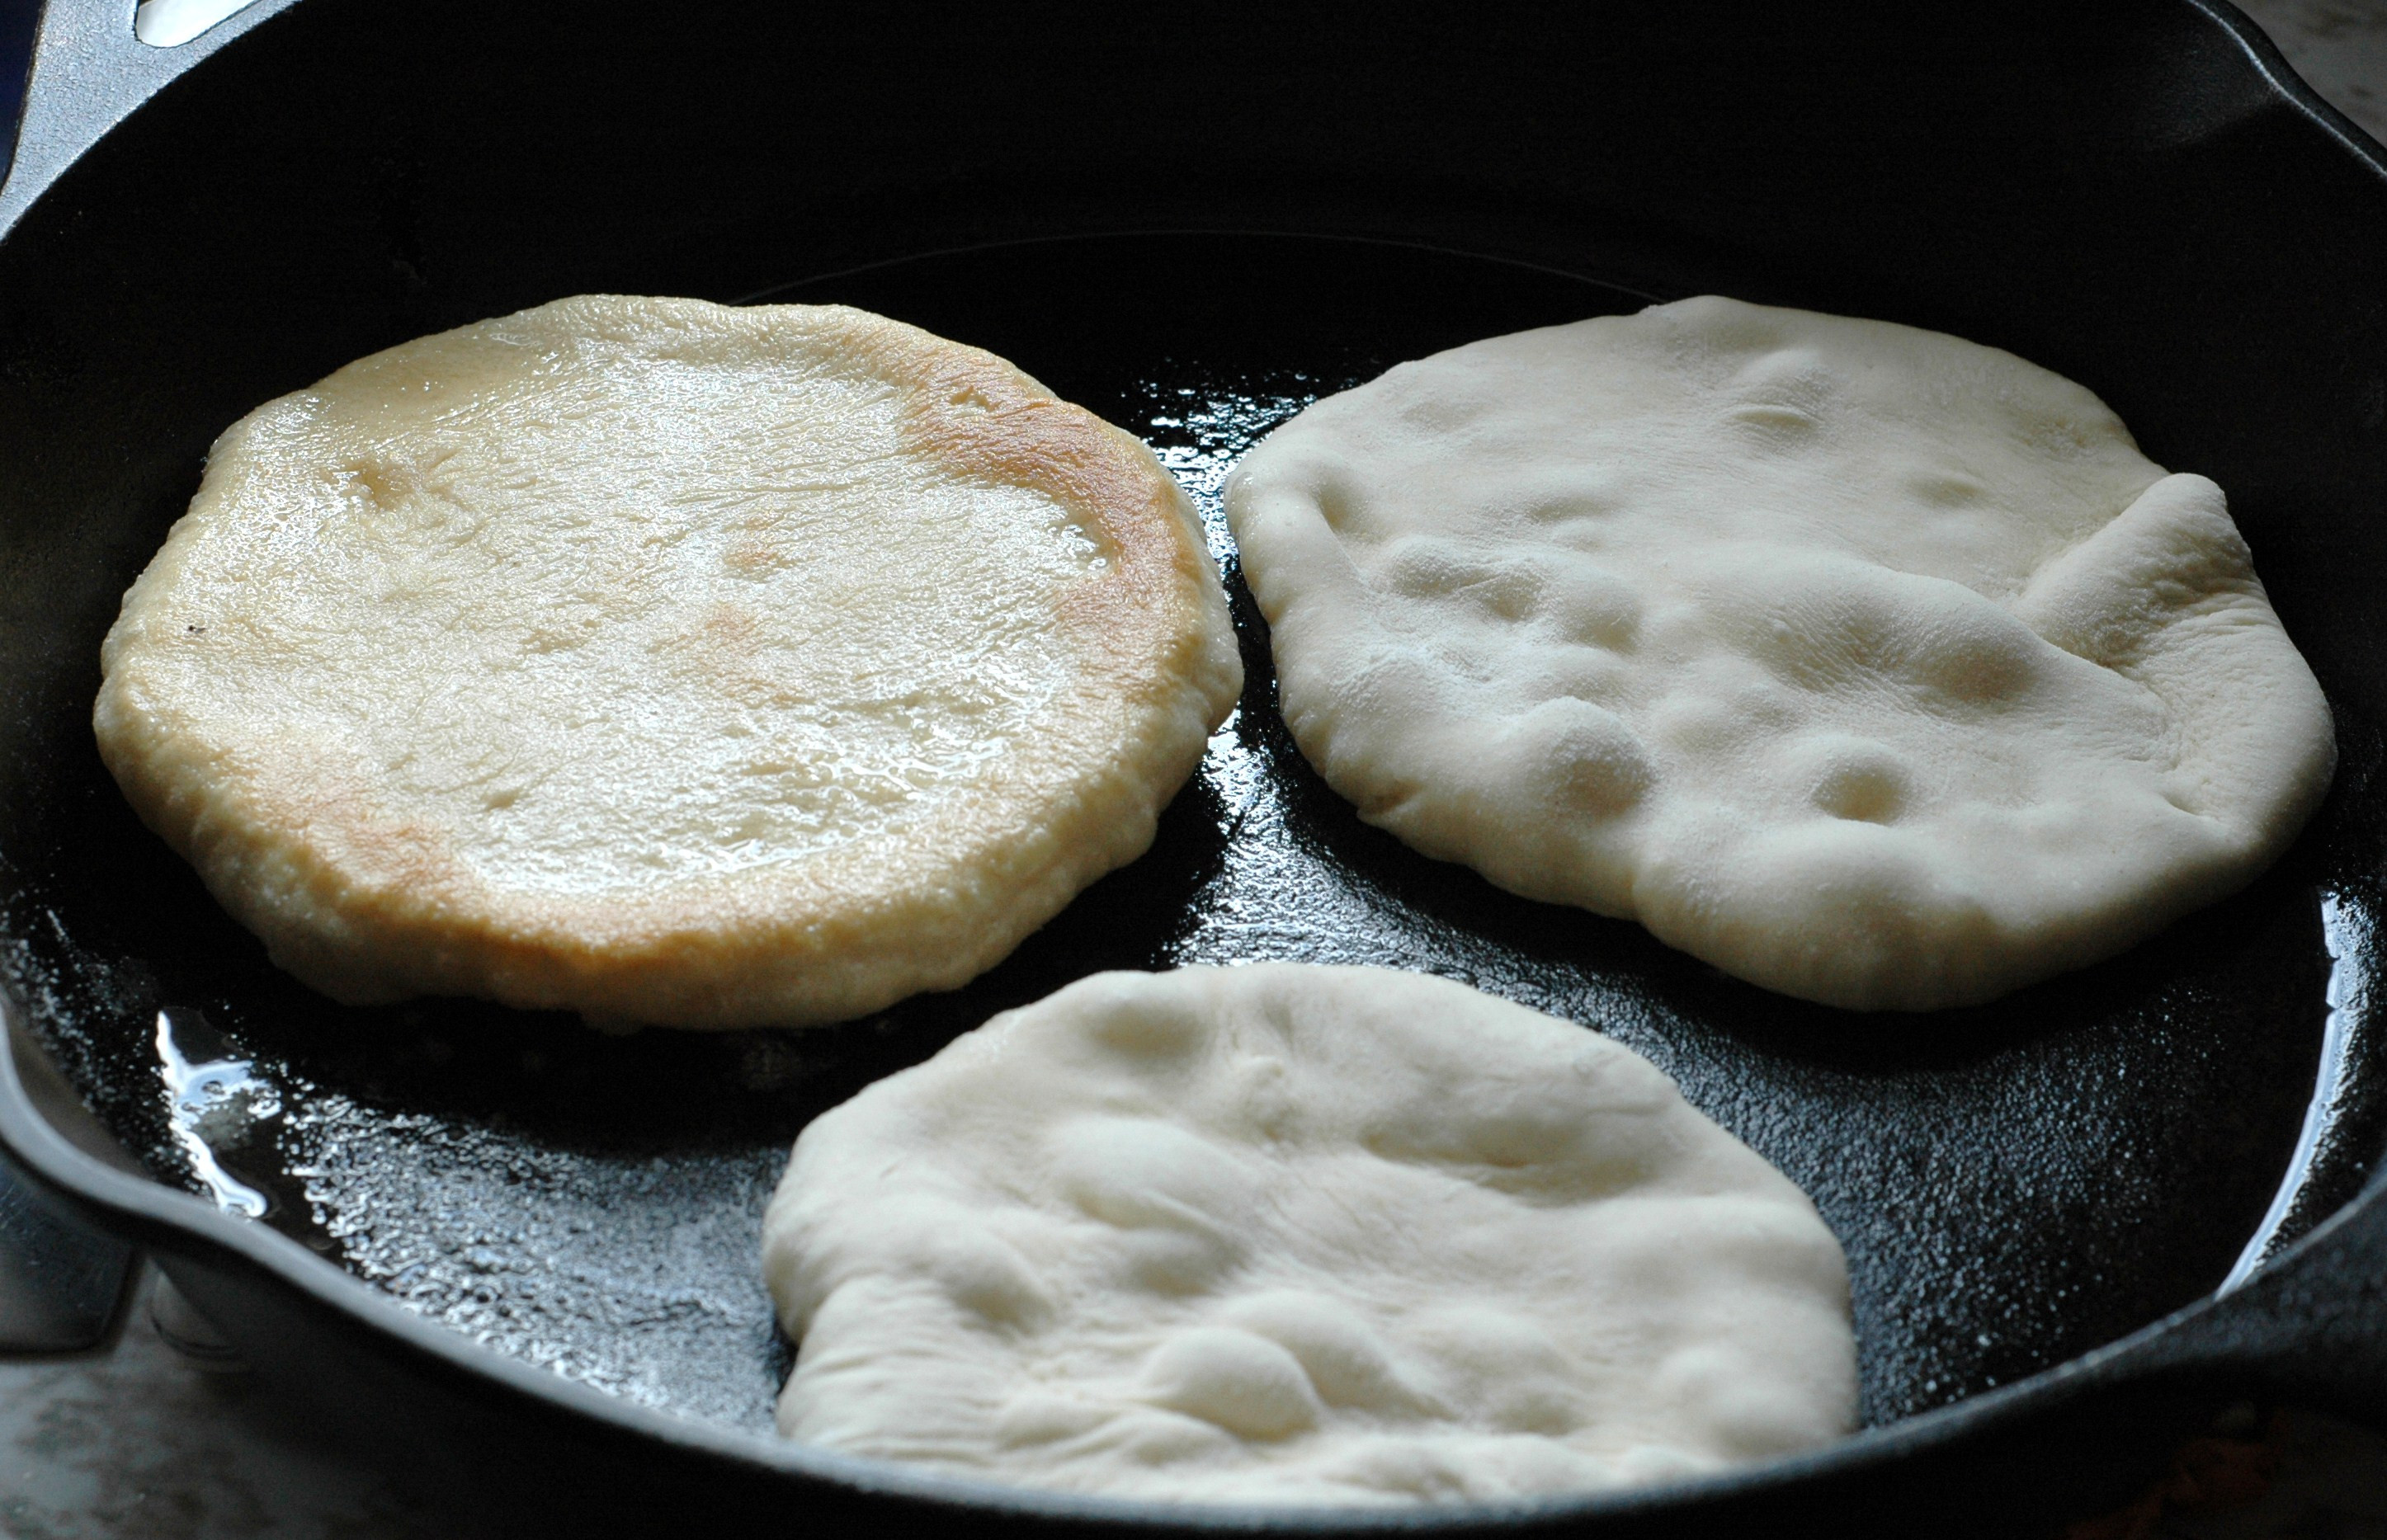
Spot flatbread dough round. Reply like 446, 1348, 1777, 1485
95, 296, 1240, 1029
1224, 297, 2335, 1010
763, 963, 1856, 1505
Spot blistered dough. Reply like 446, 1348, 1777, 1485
94, 296, 1240, 1028
764, 964, 1856, 1504
1224, 297, 2334, 1010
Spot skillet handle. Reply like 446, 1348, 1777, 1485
0, 1142, 137, 1352
0, 1018, 149, 1352
0, 0, 290, 232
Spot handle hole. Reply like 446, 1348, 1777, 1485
133, 0, 262, 49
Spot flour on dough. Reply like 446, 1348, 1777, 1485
1224, 297, 2334, 1010
95, 296, 1240, 1028
764, 964, 1856, 1505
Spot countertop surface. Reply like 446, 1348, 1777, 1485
4, 2, 2387, 1537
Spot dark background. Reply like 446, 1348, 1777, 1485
0, 0, 32, 172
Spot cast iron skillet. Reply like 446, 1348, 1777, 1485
2, 0, 2386, 1532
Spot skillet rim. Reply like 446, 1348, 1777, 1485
0, 0, 2383, 1525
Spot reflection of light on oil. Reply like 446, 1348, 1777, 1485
2219, 890, 2370, 1293
1141, 383, 1316, 567
154, 1008, 275, 1218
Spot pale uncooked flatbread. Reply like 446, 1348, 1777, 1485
1224, 297, 2335, 1010
95, 296, 1240, 1029
764, 964, 1856, 1505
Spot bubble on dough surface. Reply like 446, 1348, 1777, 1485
1224, 295, 2336, 1010
762, 964, 1857, 1505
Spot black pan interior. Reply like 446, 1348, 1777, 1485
2, 0, 2385, 1472
3, 227, 2374, 1437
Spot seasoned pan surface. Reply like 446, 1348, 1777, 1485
5, 231, 2369, 1443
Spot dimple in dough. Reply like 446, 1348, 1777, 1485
93, 296, 1241, 1028
1223, 296, 2336, 1010
763, 964, 1857, 1505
